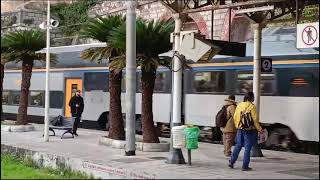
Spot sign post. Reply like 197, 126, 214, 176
297, 22, 319, 49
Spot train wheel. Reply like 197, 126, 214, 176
211, 127, 223, 144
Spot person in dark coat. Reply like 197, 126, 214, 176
68, 90, 84, 136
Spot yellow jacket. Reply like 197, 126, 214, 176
233, 101, 262, 132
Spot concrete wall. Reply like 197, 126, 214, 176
1, 144, 156, 179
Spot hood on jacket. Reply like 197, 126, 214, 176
224, 99, 236, 106
236, 101, 255, 112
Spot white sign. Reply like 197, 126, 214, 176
297, 22, 319, 48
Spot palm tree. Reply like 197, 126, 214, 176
1, 37, 9, 119
1, 30, 56, 125
80, 15, 126, 140
109, 18, 174, 143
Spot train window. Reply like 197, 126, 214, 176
236, 70, 276, 95
154, 72, 167, 92
287, 68, 318, 97
2, 91, 10, 105
29, 91, 44, 107
11, 91, 20, 105
193, 71, 226, 93
84, 72, 108, 92
137, 73, 142, 93
50, 91, 64, 108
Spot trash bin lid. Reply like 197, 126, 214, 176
172, 126, 186, 131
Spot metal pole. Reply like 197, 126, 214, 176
188, 149, 191, 165
166, 13, 185, 164
251, 23, 264, 157
253, 23, 262, 116
172, 13, 182, 138
228, 8, 231, 42
125, 0, 137, 156
295, 0, 299, 25
295, 0, 299, 48
43, 0, 50, 142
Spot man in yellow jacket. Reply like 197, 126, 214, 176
228, 92, 263, 171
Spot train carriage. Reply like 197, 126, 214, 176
2, 27, 319, 153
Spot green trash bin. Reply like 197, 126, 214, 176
184, 126, 200, 150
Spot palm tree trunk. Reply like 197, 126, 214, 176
108, 69, 125, 140
16, 60, 33, 125
141, 68, 160, 143
1, 63, 4, 120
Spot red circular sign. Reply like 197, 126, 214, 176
302, 25, 318, 46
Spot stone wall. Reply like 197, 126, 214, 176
1, 0, 73, 13
88, 1, 248, 41
2, 1, 252, 42
1, 0, 27, 13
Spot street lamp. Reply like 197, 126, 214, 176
39, 0, 59, 142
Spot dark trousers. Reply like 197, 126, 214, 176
72, 116, 81, 134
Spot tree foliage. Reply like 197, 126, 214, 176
1, 30, 56, 64
51, 0, 99, 36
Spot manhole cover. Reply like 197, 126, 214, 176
149, 157, 166, 160
111, 158, 151, 163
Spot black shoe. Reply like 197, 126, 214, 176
228, 160, 234, 169
242, 167, 252, 171
73, 132, 78, 136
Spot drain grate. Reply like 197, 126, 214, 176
149, 156, 166, 160
111, 158, 151, 163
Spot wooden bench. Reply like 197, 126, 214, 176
43, 117, 75, 139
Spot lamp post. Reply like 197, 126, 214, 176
125, 0, 137, 156
41, 0, 58, 142
166, 13, 185, 164
43, 0, 51, 142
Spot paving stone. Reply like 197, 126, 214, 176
1, 127, 318, 179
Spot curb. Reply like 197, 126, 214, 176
1, 144, 156, 179
99, 136, 170, 152
1, 124, 35, 132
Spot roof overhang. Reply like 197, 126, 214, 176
36, 43, 107, 54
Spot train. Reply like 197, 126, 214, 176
2, 27, 319, 154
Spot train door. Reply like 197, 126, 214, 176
65, 79, 83, 118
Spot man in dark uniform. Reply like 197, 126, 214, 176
68, 90, 84, 136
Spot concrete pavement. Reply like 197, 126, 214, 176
1, 126, 319, 179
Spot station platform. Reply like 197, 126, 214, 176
1, 126, 319, 179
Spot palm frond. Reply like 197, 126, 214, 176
109, 55, 126, 74
134, 18, 175, 72
108, 23, 126, 51
1, 30, 55, 65
2, 30, 46, 52
33, 53, 57, 64
80, 15, 126, 72
80, 47, 113, 64
80, 15, 125, 43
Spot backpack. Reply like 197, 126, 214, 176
50, 115, 63, 126
238, 109, 255, 131
215, 105, 232, 128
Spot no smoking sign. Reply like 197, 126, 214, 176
297, 22, 319, 48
